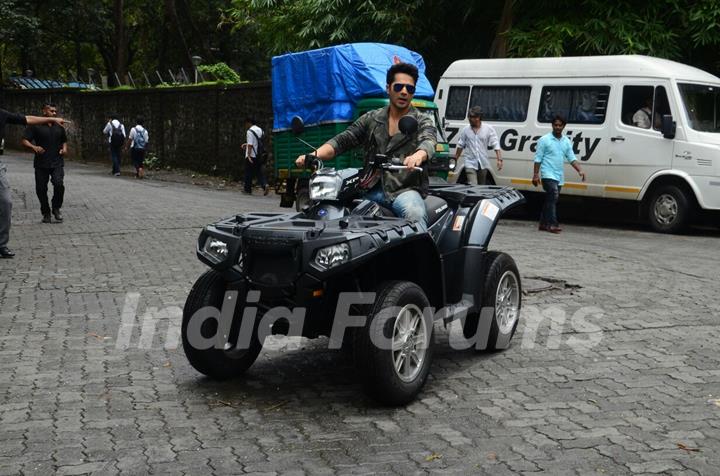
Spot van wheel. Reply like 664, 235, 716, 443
181, 271, 262, 379
463, 252, 521, 350
353, 281, 434, 405
647, 185, 692, 233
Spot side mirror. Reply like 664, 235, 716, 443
661, 114, 676, 139
399, 115, 418, 136
291, 116, 305, 135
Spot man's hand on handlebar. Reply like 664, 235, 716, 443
295, 154, 321, 169
403, 150, 426, 170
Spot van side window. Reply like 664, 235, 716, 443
469, 86, 531, 122
621, 85, 669, 130
538, 86, 610, 124
446, 86, 470, 120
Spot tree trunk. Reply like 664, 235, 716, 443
489, 0, 515, 58
112, 0, 128, 86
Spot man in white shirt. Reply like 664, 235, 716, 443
241, 117, 268, 195
127, 117, 149, 178
102, 115, 126, 176
632, 97, 660, 129
454, 106, 503, 185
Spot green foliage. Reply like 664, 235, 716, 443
143, 153, 162, 170
197, 62, 241, 83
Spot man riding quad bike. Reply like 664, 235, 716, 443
181, 63, 525, 405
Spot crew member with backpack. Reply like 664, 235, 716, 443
241, 117, 269, 195
103, 115, 126, 176
127, 117, 149, 178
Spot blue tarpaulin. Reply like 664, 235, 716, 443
272, 43, 434, 131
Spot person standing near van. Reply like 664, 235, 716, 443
532, 115, 586, 233
454, 107, 503, 185
21, 103, 68, 224
127, 117, 149, 178
241, 117, 269, 195
103, 115, 126, 176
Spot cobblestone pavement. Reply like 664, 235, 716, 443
1, 152, 719, 475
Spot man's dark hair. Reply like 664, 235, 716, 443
136, 116, 144, 126
245, 117, 255, 125
386, 62, 419, 86
552, 114, 567, 125
468, 106, 483, 119
110, 114, 118, 120
42, 102, 56, 109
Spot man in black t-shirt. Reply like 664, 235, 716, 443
22, 103, 68, 224
0, 107, 66, 257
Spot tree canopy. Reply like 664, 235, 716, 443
2, 0, 720, 87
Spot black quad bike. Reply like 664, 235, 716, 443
182, 116, 525, 405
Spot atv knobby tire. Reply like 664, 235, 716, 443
182, 270, 262, 379
353, 281, 434, 405
463, 251, 521, 350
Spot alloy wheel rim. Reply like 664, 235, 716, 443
391, 304, 428, 383
495, 270, 520, 334
654, 194, 678, 225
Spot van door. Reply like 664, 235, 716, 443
606, 84, 674, 199
534, 84, 610, 196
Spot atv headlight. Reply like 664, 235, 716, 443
315, 243, 350, 269
310, 174, 342, 200
449, 158, 457, 170
203, 237, 229, 262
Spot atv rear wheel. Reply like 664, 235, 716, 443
353, 281, 434, 405
181, 270, 262, 379
463, 252, 521, 350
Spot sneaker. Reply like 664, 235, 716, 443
52, 209, 63, 222
42, 214, 51, 224
114, 173, 121, 177
138, 167, 145, 179
548, 226, 562, 234
0, 247, 15, 258
263, 185, 270, 196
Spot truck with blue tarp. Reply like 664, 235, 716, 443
271, 43, 450, 209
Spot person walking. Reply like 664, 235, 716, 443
532, 114, 586, 233
241, 118, 269, 195
454, 106, 503, 185
21, 103, 68, 224
1, 108, 66, 257
103, 115, 126, 176
127, 117, 149, 178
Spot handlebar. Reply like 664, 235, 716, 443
300, 155, 323, 170
369, 154, 423, 172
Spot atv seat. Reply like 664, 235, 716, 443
424, 195, 449, 225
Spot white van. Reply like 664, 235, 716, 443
435, 55, 720, 233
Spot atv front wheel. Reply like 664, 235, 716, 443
354, 281, 434, 405
181, 270, 262, 379
463, 252, 521, 350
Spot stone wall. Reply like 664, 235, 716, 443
0, 82, 273, 179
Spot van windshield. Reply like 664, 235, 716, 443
679, 83, 720, 132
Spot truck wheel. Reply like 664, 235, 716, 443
295, 187, 310, 211
463, 252, 521, 350
647, 185, 692, 233
181, 270, 262, 380
353, 281, 434, 405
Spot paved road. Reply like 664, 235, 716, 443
1, 152, 719, 475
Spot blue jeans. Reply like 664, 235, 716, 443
110, 147, 121, 174
365, 186, 427, 228
540, 179, 562, 227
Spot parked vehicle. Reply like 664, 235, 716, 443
435, 55, 720, 233
272, 43, 451, 211
181, 116, 524, 405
